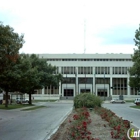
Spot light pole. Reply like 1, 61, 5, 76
75, 68, 77, 96
94, 73, 96, 95
66, 70, 68, 99
104, 70, 105, 101
85, 73, 86, 93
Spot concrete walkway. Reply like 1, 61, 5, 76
56, 100, 74, 103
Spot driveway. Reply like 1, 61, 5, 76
103, 102, 140, 129
0, 100, 73, 140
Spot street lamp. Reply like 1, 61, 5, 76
85, 72, 86, 93
75, 68, 77, 96
94, 73, 96, 95
104, 70, 105, 101
66, 69, 68, 99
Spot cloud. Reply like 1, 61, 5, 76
94, 24, 138, 46
0, 0, 140, 54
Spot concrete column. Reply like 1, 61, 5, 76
127, 70, 130, 96
50, 85, 51, 95
127, 77, 130, 96
53, 86, 55, 94
110, 67, 113, 96
110, 77, 112, 96
42, 87, 45, 95
58, 66, 62, 97
59, 81, 61, 96
59, 66, 61, 74
47, 86, 48, 94
75, 67, 78, 96
93, 67, 96, 94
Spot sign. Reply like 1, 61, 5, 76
127, 128, 140, 139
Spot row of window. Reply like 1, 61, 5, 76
131, 88, 140, 95
37, 87, 136, 95
55, 67, 128, 75
47, 59, 132, 61
112, 90, 127, 95
113, 67, 128, 74
95, 67, 110, 74
61, 67, 76, 74
78, 67, 93, 74
62, 78, 127, 85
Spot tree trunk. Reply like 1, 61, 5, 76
5, 90, 8, 108
29, 90, 34, 105
29, 92, 32, 105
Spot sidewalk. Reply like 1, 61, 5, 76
0, 109, 24, 122
56, 100, 74, 104
0, 103, 40, 122
103, 100, 110, 104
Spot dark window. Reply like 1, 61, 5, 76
64, 89, 74, 96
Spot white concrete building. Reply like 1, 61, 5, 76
32, 53, 139, 100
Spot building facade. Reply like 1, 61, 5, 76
33, 53, 139, 100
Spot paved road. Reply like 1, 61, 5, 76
0, 101, 73, 140
103, 103, 140, 129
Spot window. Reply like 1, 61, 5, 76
95, 67, 98, 74
119, 67, 121, 74
81, 67, 83, 74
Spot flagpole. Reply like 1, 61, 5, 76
85, 72, 86, 93
75, 68, 77, 96
66, 68, 68, 99
104, 70, 105, 101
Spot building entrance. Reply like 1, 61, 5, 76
64, 89, 74, 96
97, 89, 107, 96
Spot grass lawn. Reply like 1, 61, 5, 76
21, 105, 46, 111
125, 100, 134, 103
32, 99, 57, 103
0, 104, 34, 110
130, 105, 140, 109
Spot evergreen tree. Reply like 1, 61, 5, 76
17, 54, 63, 104
0, 22, 24, 107
129, 24, 140, 93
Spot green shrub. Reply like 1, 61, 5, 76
74, 93, 102, 108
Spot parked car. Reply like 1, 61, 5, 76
16, 98, 29, 104
110, 98, 125, 103
134, 98, 140, 105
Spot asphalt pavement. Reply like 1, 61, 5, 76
0, 100, 73, 140
0, 101, 139, 140
103, 102, 140, 129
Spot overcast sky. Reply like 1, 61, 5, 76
0, 0, 140, 54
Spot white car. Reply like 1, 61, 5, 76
16, 98, 29, 104
134, 98, 140, 105
110, 98, 125, 103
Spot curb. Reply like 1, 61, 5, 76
45, 107, 73, 140
130, 123, 140, 130
103, 106, 140, 130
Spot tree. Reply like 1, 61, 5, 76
0, 22, 24, 107
17, 54, 63, 104
129, 24, 140, 92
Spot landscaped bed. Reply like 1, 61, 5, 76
49, 107, 138, 140
49, 93, 139, 140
